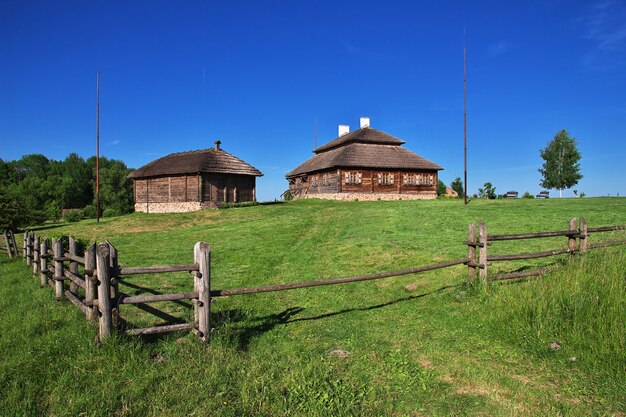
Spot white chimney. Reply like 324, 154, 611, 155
338, 124, 350, 136
360, 117, 370, 129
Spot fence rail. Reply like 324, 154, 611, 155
2, 217, 625, 345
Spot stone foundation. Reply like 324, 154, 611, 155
301, 192, 437, 201
134, 202, 203, 213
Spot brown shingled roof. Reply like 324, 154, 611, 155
286, 143, 443, 178
313, 127, 405, 153
128, 147, 263, 179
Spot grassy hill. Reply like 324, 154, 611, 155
1, 197, 625, 416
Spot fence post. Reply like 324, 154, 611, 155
26, 231, 33, 266
53, 239, 65, 301
467, 223, 477, 284
3, 231, 12, 258
96, 243, 113, 340
106, 241, 119, 328
84, 243, 97, 320
10, 231, 18, 257
478, 221, 488, 283
568, 218, 578, 254
579, 218, 588, 253
32, 235, 40, 275
23, 231, 29, 263
40, 238, 49, 288
194, 242, 211, 343
68, 237, 79, 293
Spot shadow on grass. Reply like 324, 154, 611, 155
220, 283, 461, 350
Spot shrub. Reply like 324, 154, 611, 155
437, 180, 447, 197
102, 208, 120, 218
83, 205, 97, 219
63, 209, 84, 222
283, 191, 293, 201
523, 191, 535, 199
44, 200, 61, 221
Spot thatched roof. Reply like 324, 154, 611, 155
128, 147, 263, 179
313, 127, 405, 153
287, 127, 442, 178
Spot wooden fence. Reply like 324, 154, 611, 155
466, 218, 626, 283
1, 217, 624, 345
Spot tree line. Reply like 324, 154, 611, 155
0, 153, 134, 229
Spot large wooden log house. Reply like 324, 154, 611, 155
286, 118, 443, 200
129, 141, 263, 212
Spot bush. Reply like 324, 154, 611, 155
102, 208, 120, 218
437, 180, 447, 197
220, 202, 259, 209
62, 209, 84, 222
523, 192, 535, 199
83, 205, 97, 219
283, 191, 293, 201
44, 200, 61, 221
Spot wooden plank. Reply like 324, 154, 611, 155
26, 231, 32, 266
32, 235, 40, 275
65, 290, 90, 315
489, 230, 578, 241
68, 237, 79, 293
467, 223, 477, 283
568, 218, 578, 254
3, 231, 12, 258
84, 244, 97, 320
478, 222, 488, 283
63, 253, 85, 265
587, 225, 625, 233
118, 291, 198, 305
194, 242, 211, 342
211, 258, 469, 297
126, 322, 195, 336
39, 238, 49, 288
23, 231, 28, 262
580, 218, 588, 253
53, 239, 64, 301
10, 231, 18, 257
488, 247, 571, 261
107, 241, 119, 327
64, 269, 87, 289
116, 264, 199, 276
96, 243, 113, 340
587, 240, 626, 250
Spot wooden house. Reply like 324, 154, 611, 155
129, 141, 263, 212
286, 118, 443, 201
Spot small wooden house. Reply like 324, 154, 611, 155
129, 141, 263, 212
286, 118, 443, 201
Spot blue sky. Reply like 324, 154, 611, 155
1, 0, 625, 200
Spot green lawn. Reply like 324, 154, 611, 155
1, 197, 625, 416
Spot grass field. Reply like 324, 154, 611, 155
1, 197, 625, 416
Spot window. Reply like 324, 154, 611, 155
377, 172, 394, 185
345, 171, 362, 184
404, 174, 418, 185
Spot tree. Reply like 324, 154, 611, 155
539, 129, 582, 197
450, 177, 463, 197
437, 180, 447, 196
478, 182, 496, 199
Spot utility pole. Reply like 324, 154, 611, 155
96, 70, 100, 222
463, 28, 468, 205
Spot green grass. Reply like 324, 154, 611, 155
1, 197, 625, 416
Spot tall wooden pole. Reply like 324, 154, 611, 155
96, 70, 100, 222
463, 28, 468, 205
